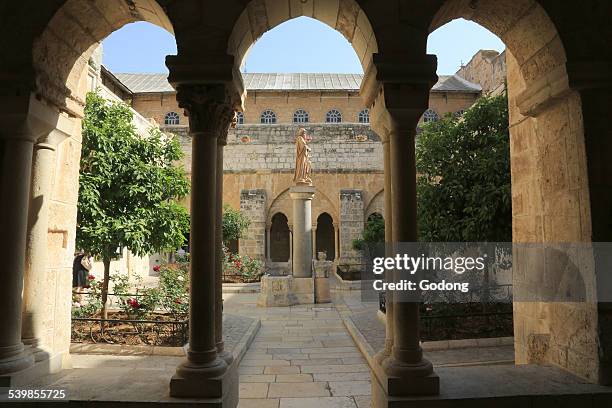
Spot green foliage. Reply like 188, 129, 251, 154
222, 245, 264, 282
416, 94, 511, 242
353, 213, 385, 251
157, 263, 190, 319
77, 91, 190, 261
222, 205, 250, 244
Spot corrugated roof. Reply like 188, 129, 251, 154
111, 71, 481, 94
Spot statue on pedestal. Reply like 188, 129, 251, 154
293, 128, 312, 186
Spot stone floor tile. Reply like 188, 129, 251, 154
275, 374, 314, 382
264, 366, 302, 374
301, 364, 369, 374
238, 398, 280, 408
328, 381, 371, 396
268, 382, 331, 398
240, 366, 265, 374
239, 383, 270, 398
242, 359, 290, 366
290, 358, 343, 366
279, 396, 358, 408
353, 395, 371, 408
240, 374, 276, 383
313, 372, 371, 382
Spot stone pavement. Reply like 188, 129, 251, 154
223, 293, 371, 408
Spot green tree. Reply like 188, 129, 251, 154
222, 204, 250, 244
77, 92, 190, 318
352, 213, 385, 251
416, 93, 511, 242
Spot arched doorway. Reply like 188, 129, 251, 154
269, 213, 290, 262
316, 213, 335, 261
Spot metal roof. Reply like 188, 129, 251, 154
112, 71, 481, 94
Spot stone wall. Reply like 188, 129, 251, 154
239, 189, 267, 261
339, 190, 365, 264
456, 50, 507, 96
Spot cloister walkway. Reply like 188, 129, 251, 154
29, 292, 516, 407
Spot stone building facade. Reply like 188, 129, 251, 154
108, 71, 481, 272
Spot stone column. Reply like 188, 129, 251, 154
289, 186, 315, 278
215, 132, 232, 364
333, 222, 339, 261
169, 84, 235, 399
312, 224, 317, 259
376, 136, 394, 366
265, 223, 271, 262
386, 101, 438, 396
0, 137, 36, 376
22, 131, 67, 359
288, 224, 293, 268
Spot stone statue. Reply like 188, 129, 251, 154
293, 127, 312, 186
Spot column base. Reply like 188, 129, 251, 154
372, 366, 440, 408
170, 356, 238, 406
0, 351, 63, 388
257, 275, 314, 306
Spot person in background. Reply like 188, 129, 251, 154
72, 252, 93, 303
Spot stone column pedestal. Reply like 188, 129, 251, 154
289, 185, 315, 278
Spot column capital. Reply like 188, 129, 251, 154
175, 84, 235, 140
0, 94, 63, 143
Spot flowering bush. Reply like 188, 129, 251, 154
222, 246, 264, 282
158, 262, 189, 319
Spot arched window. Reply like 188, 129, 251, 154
260, 110, 277, 124
316, 213, 335, 261
293, 109, 309, 124
358, 109, 370, 124
326, 109, 342, 123
236, 111, 244, 125
422, 109, 439, 123
269, 213, 290, 262
455, 109, 465, 117
164, 112, 180, 125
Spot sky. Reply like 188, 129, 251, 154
102, 17, 505, 75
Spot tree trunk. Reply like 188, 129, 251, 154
100, 257, 111, 320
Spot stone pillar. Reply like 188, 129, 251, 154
333, 222, 340, 261
0, 95, 58, 380
376, 136, 394, 366
22, 131, 67, 359
312, 224, 317, 259
168, 83, 237, 401
265, 223, 271, 262
363, 53, 440, 402
289, 186, 315, 278
339, 190, 364, 265
215, 135, 232, 364
239, 189, 267, 261
0, 137, 36, 376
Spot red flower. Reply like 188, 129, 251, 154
174, 298, 182, 304
127, 298, 140, 309
153, 265, 160, 272
88, 274, 96, 280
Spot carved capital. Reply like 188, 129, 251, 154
176, 84, 235, 140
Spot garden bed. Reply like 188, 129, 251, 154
71, 311, 188, 347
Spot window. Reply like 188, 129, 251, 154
358, 109, 370, 124
326, 109, 342, 123
422, 109, 439, 123
164, 112, 180, 125
260, 109, 277, 124
236, 111, 244, 125
455, 109, 466, 117
293, 109, 309, 124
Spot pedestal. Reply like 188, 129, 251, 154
289, 185, 315, 278
257, 275, 315, 307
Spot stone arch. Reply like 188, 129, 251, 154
32, 0, 174, 117
365, 189, 384, 220
429, 0, 599, 383
315, 212, 335, 261
228, 0, 379, 74
269, 212, 290, 262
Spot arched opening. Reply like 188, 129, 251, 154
315, 213, 335, 261
269, 212, 290, 262
428, 0, 598, 383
